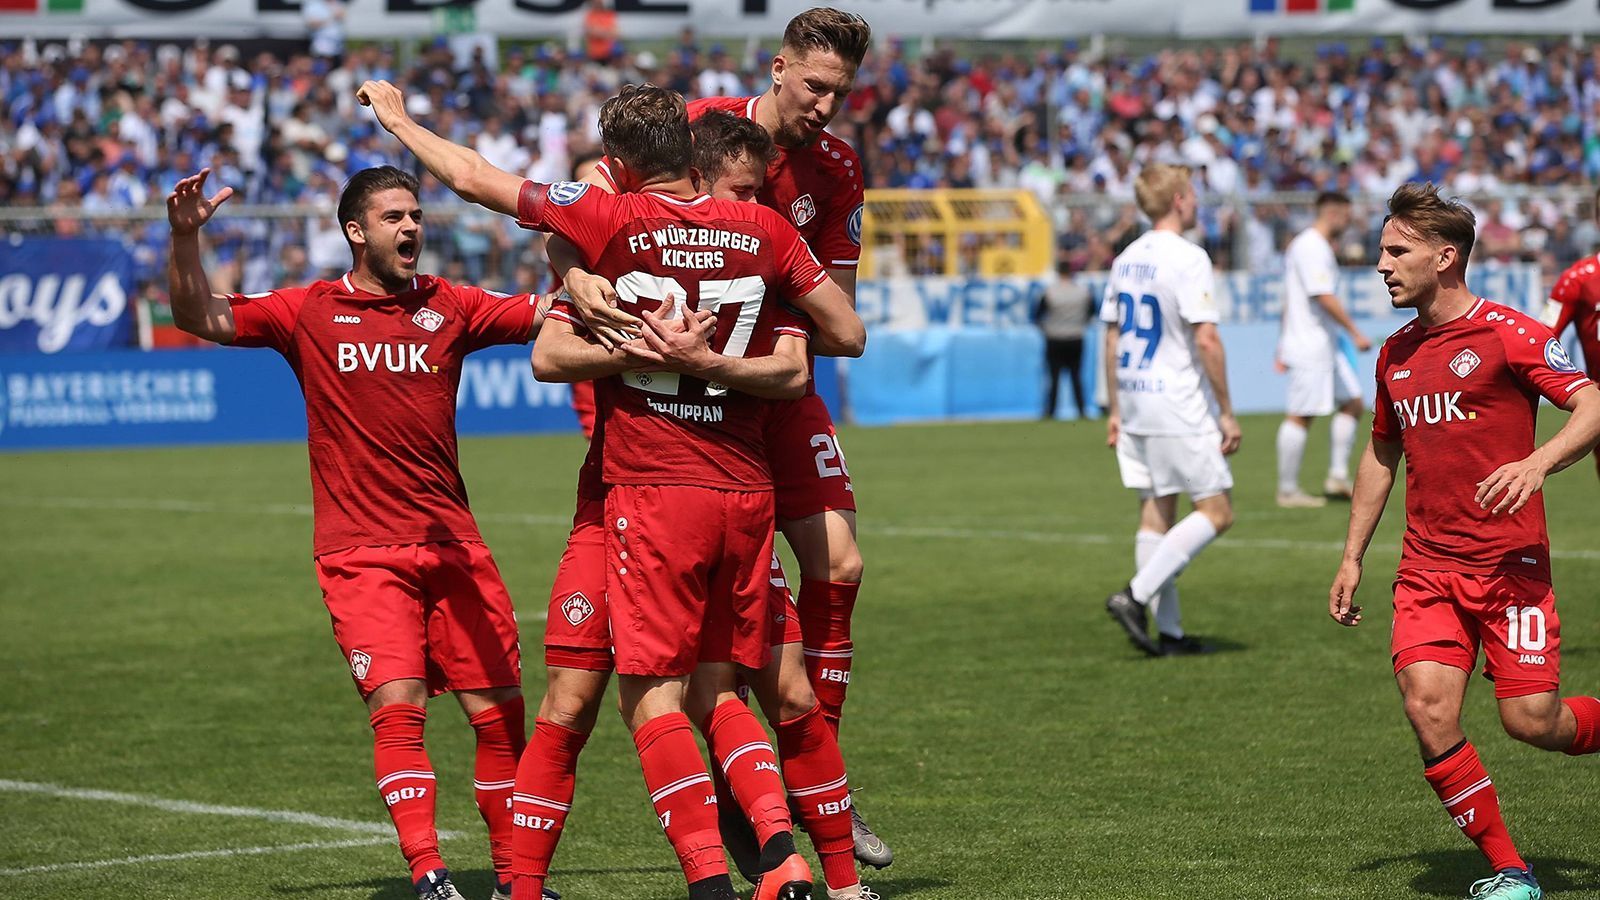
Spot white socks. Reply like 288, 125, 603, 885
1129, 512, 1219, 608
1329, 412, 1358, 482
1135, 530, 1183, 639
1277, 419, 1308, 495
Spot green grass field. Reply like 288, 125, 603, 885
4, 414, 1600, 900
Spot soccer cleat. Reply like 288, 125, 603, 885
1467, 869, 1542, 900
488, 885, 560, 900
827, 885, 881, 900
414, 869, 465, 900
850, 796, 893, 869
1276, 490, 1328, 508
752, 852, 814, 900
1323, 477, 1354, 499
1105, 586, 1159, 656
1158, 633, 1214, 656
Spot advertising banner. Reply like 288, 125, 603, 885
0, 238, 136, 355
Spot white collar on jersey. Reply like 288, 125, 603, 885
342, 273, 420, 296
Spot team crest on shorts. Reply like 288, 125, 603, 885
1449, 349, 1481, 378
349, 649, 372, 680
791, 193, 817, 227
561, 592, 595, 626
412, 307, 445, 333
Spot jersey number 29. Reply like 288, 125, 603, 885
1116, 292, 1162, 370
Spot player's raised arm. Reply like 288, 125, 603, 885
1329, 435, 1402, 626
357, 80, 524, 218
166, 168, 238, 344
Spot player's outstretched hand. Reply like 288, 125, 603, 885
1475, 457, 1545, 516
167, 168, 233, 235
355, 80, 409, 132
1328, 558, 1364, 626
1353, 332, 1374, 353
1218, 413, 1243, 455
565, 269, 641, 350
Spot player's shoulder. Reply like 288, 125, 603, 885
1472, 299, 1557, 348
687, 94, 751, 119
1555, 253, 1600, 288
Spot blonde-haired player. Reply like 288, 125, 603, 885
1102, 164, 1241, 656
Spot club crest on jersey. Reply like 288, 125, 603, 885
549, 181, 589, 206
1449, 349, 1481, 378
1545, 338, 1579, 373
350, 649, 372, 680
791, 193, 817, 227
847, 202, 863, 246
561, 592, 595, 626
412, 307, 445, 333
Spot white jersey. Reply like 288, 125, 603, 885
1098, 229, 1222, 436
1278, 227, 1340, 367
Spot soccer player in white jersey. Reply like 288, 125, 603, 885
1275, 191, 1373, 507
1101, 164, 1242, 657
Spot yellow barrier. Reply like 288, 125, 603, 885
859, 189, 1053, 279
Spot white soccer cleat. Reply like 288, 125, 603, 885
1276, 491, 1328, 508
1323, 477, 1354, 499
827, 885, 881, 900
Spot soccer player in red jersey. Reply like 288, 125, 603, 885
359, 80, 867, 900
166, 165, 552, 900
554, 9, 894, 868
1329, 184, 1600, 900
1539, 185, 1600, 482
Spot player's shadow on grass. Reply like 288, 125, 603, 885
1355, 849, 1600, 896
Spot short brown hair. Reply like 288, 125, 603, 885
1316, 191, 1352, 210
598, 84, 692, 182
691, 110, 776, 187
782, 7, 872, 67
337, 165, 419, 230
1133, 164, 1192, 222
1385, 182, 1476, 271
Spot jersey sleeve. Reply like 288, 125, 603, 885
1297, 238, 1338, 298
227, 287, 306, 352
771, 302, 813, 342
515, 180, 618, 264
1097, 278, 1120, 324
814, 149, 865, 269
1540, 263, 1583, 336
458, 283, 540, 350
768, 212, 829, 300
1370, 344, 1401, 442
544, 296, 590, 335
1499, 316, 1594, 405
1175, 251, 1220, 325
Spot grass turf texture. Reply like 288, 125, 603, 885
3, 413, 1599, 899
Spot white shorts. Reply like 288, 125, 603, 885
1285, 352, 1362, 417
1116, 431, 1234, 501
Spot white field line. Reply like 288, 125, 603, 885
0, 779, 463, 839
1, 836, 396, 876
9, 494, 1600, 562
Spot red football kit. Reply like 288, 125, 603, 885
1544, 254, 1600, 477
1372, 299, 1593, 697
518, 178, 821, 676
688, 95, 862, 520
228, 272, 538, 697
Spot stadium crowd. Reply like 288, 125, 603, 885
3, 28, 1599, 292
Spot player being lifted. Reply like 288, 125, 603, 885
554, 9, 894, 865
166, 165, 555, 900
1101, 164, 1241, 657
1330, 183, 1600, 900
1539, 184, 1600, 482
1274, 191, 1372, 507
357, 79, 868, 900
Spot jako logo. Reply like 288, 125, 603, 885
336, 342, 432, 373
333, 314, 361, 325
0, 272, 128, 353
1248, 0, 1353, 12
1391, 369, 1411, 381
1392, 391, 1471, 429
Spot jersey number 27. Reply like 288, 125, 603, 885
613, 271, 766, 398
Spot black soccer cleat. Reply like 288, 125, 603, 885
1158, 633, 1215, 656
715, 769, 764, 884
1105, 586, 1159, 656
850, 795, 893, 869
414, 869, 465, 900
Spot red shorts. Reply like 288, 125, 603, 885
571, 380, 597, 440
767, 393, 855, 521
544, 497, 613, 671
605, 484, 777, 676
769, 551, 802, 647
1391, 568, 1562, 699
315, 541, 522, 699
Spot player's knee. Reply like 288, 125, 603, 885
1202, 504, 1234, 534
538, 683, 604, 735
1402, 692, 1456, 736
829, 545, 864, 584
1499, 704, 1562, 749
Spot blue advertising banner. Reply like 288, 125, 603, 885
0, 238, 136, 354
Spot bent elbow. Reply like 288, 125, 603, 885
530, 345, 560, 382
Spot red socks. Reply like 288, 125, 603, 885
775, 703, 857, 891
1423, 741, 1525, 872
370, 703, 444, 883
702, 699, 792, 846
1563, 696, 1600, 755
467, 698, 526, 887
799, 579, 859, 737
634, 712, 726, 885
510, 717, 589, 900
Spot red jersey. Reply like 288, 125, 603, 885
228, 273, 540, 555
1544, 254, 1600, 377
1372, 299, 1593, 582
687, 95, 864, 271
518, 179, 821, 490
